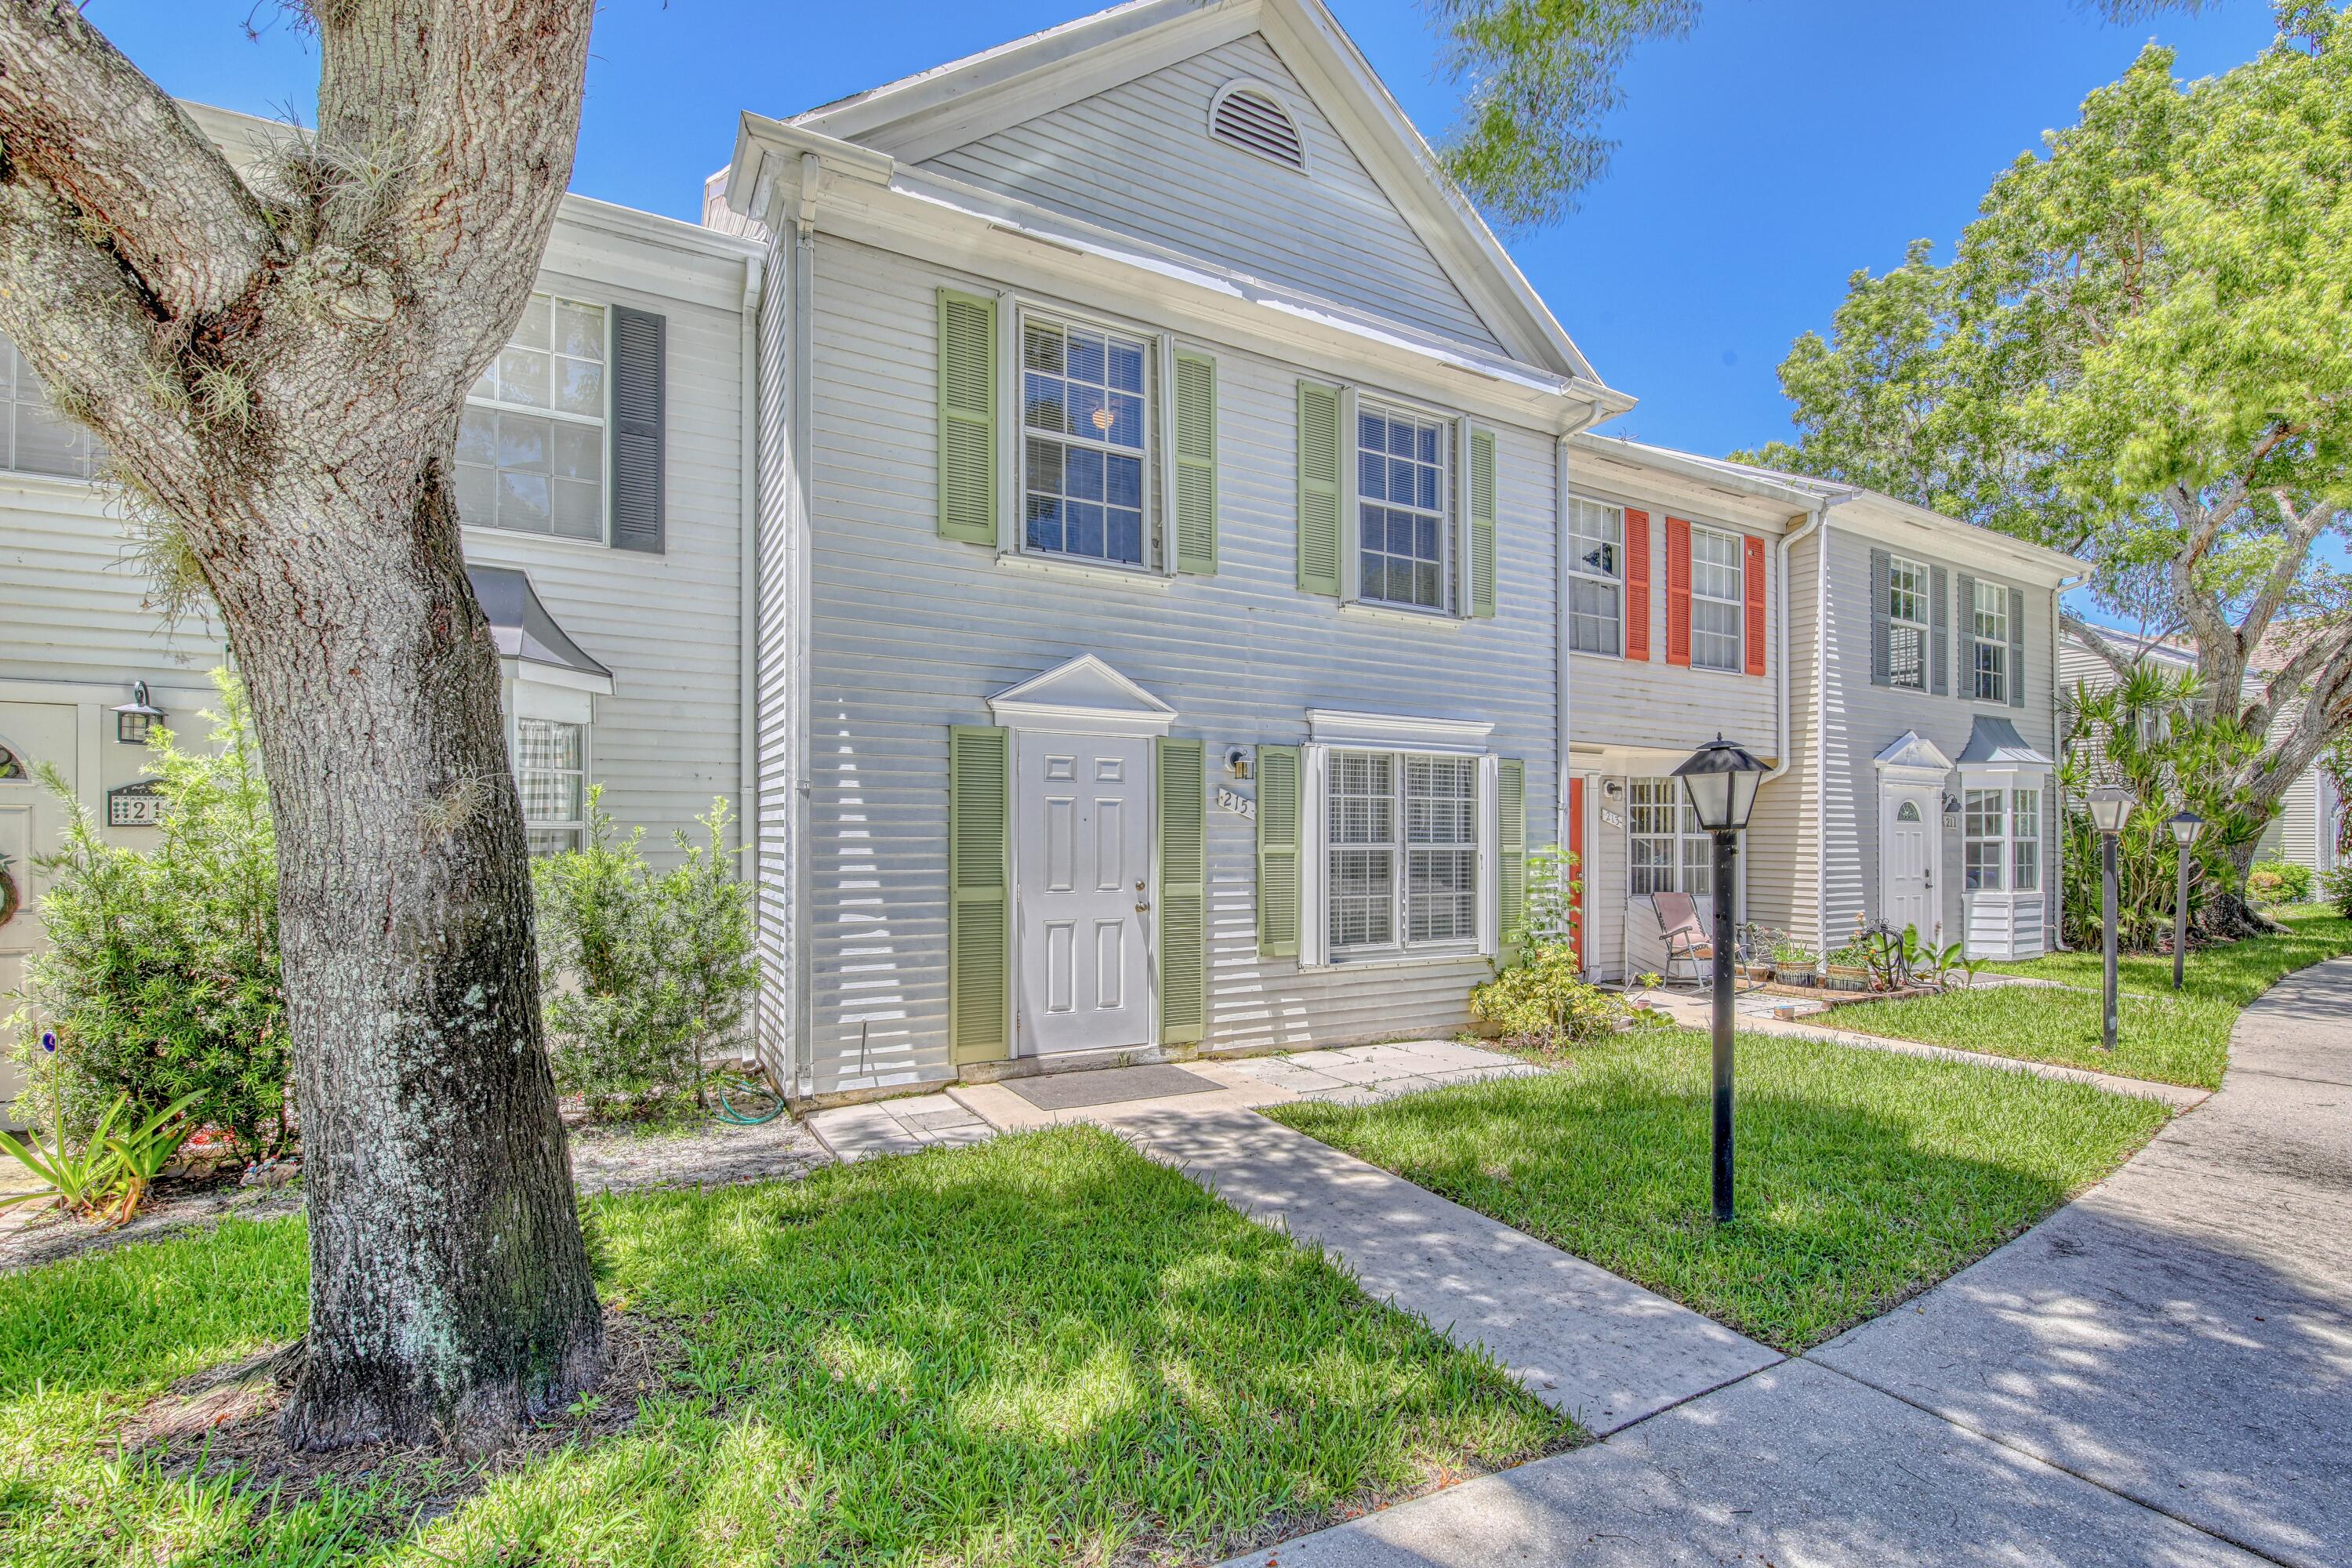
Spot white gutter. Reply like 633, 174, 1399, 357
789, 152, 821, 1096
1555, 436, 1575, 853
738, 252, 764, 898
1815, 513, 1835, 962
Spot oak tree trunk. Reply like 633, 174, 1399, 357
0, 0, 605, 1449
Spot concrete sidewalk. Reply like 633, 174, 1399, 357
1227, 956, 2352, 1568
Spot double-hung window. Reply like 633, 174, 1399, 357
1566, 498, 1623, 655
1, 332, 104, 480
1356, 405, 1450, 612
2011, 788, 2041, 892
1886, 556, 1929, 691
1689, 524, 1744, 672
1964, 789, 2005, 891
1326, 751, 1479, 956
515, 716, 587, 855
1972, 580, 2009, 703
1022, 313, 1150, 568
459, 293, 608, 540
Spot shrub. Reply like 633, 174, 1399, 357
2247, 859, 2313, 906
5, 672, 288, 1157
533, 793, 757, 1118
2321, 864, 2352, 919
1471, 942, 1625, 1054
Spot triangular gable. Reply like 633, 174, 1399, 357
1874, 731, 1955, 774
988, 654, 1178, 734
791, 0, 1599, 381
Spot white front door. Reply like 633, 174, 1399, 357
0, 702, 82, 1115
1881, 782, 1941, 940
1015, 731, 1152, 1054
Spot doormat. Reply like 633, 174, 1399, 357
1001, 1065, 1223, 1112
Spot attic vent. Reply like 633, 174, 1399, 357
1210, 82, 1305, 171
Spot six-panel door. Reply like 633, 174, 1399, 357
1015, 732, 1153, 1054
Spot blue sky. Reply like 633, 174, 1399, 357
103, 0, 2275, 459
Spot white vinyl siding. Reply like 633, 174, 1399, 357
1566, 497, 1623, 655
459, 292, 609, 541
1886, 554, 1929, 691
1326, 750, 1479, 957
1690, 524, 1744, 673
1973, 579, 2010, 703
1, 333, 103, 481
1021, 311, 1152, 568
1356, 404, 1450, 611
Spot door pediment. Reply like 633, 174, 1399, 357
988, 655, 1177, 736
1874, 730, 1954, 778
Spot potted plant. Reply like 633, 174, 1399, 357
1736, 925, 1778, 984
1771, 933, 1817, 985
1824, 940, 1874, 990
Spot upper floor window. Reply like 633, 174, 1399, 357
1022, 312, 1149, 568
1886, 555, 1929, 691
1327, 750, 1479, 956
1689, 524, 1744, 673
2, 333, 104, 481
1357, 405, 1449, 612
459, 293, 608, 541
1566, 498, 1622, 655
1972, 579, 2009, 703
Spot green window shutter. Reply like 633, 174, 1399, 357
1173, 351, 1218, 575
1470, 426, 1497, 618
1156, 737, 1207, 1045
936, 289, 997, 546
1256, 744, 1301, 957
2008, 586, 2027, 709
947, 724, 1010, 1064
1296, 380, 1342, 596
1498, 758, 1527, 952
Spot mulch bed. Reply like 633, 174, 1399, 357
111, 1305, 691, 1521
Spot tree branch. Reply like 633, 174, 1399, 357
2060, 611, 2153, 680
0, 0, 280, 321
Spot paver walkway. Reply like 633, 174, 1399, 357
1221, 956, 2352, 1568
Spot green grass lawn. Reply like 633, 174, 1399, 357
0, 1126, 1567, 1568
1268, 1030, 2172, 1352
1830, 906, 2352, 1089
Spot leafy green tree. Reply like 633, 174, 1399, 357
8, 670, 288, 1156
1738, 6, 2352, 928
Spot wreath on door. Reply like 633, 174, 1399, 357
0, 853, 17, 931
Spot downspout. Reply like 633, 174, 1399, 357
1555, 435, 1574, 851
2049, 569, 2090, 949
1764, 496, 1828, 950
1814, 511, 1834, 963
789, 151, 821, 1096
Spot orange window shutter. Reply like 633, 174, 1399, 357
1624, 508, 1652, 660
1664, 516, 1692, 668
1743, 535, 1767, 677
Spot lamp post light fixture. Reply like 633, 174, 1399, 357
1671, 734, 1769, 1225
111, 681, 166, 746
2168, 809, 2205, 993
2086, 784, 2137, 1051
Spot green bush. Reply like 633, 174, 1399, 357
5, 672, 288, 1156
533, 793, 757, 1118
2248, 859, 2313, 906
1471, 941, 1624, 1055
2321, 864, 2352, 919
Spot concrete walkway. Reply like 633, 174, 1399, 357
1223, 956, 2352, 1568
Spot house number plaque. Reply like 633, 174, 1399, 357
1599, 808, 1624, 830
1215, 786, 1256, 820
107, 781, 166, 827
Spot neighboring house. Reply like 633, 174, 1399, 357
0, 104, 761, 1113
1552, 436, 2084, 973
711, 0, 1636, 1099
2056, 633, 2344, 886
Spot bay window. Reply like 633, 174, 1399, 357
516, 716, 587, 855
1964, 789, 2005, 891
1690, 524, 1744, 672
1567, 497, 1623, 655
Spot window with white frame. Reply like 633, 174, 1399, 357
2, 332, 104, 481
1690, 525, 1744, 672
2012, 787, 2041, 892
1326, 751, 1479, 956
459, 293, 608, 540
1022, 313, 1150, 568
516, 717, 587, 855
1972, 580, 2009, 702
1963, 789, 2005, 891
1357, 405, 1450, 611
1628, 777, 1733, 898
1566, 498, 1623, 655
1886, 555, 1929, 691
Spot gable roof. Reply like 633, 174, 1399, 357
786, 0, 1602, 385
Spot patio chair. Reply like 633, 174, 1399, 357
1650, 891, 1714, 989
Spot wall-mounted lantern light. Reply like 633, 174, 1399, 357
112, 681, 166, 746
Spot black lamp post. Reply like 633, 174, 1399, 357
2087, 784, 2136, 1051
1671, 735, 1769, 1225
2168, 809, 2205, 992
